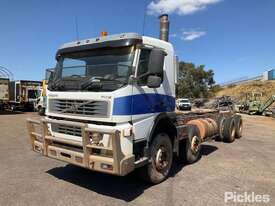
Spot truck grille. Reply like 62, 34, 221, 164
49, 99, 109, 117
51, 123, 82, 137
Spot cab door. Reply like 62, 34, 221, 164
131, 48, 174, 121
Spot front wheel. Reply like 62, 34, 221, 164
138, 133, 173, 184
38, 106, 45, 116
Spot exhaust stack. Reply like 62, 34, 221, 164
159, 14, 169, 42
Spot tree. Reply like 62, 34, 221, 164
176, 61, 216, 98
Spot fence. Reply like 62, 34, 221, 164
220, 75, 263, 87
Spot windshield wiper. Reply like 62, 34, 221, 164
93, 77, 125, 84
49, 79, 65, 91
80, 77, 102, 90
63, 74, 84, 79
81, 77, 125, 90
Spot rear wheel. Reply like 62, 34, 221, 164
216, 116, 226, 141
178, 125, 202, 164
234, 115, 243, 139
222, 117, 236, 143
138, 133, 173, 184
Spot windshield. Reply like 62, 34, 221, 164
49, 46, 135, 91
28, 89, 41, 99
180, 99, 189, 103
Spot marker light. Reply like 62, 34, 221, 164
101, 31, 108, 37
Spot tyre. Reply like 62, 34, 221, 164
10, 105, 15, 111
38, 106, 45, 116
222, 116, 236, 143
138, 133, 173, 184
178, 125, 202, 164
216, 116, 226, 141
234, 115, 243, 139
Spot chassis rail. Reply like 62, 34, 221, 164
26, 118, 135, 176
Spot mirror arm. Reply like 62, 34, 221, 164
128, 75, 137, 84
136, 72, 150, 80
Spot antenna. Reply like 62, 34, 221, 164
75, 16, 79, 41
142, 0, 148, 35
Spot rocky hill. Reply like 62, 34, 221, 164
216, 80, 275, 103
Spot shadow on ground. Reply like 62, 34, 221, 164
0, 111, 24, 115
47, 144, 218, 202
47, 165, 150, 202
201, 144, 218, 156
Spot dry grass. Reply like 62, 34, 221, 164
216, 80, 275, 103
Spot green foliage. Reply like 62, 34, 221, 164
176, 61, 217, 98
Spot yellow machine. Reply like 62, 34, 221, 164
36, 71, 50, 115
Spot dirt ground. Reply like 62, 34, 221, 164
0, 112, 275, 206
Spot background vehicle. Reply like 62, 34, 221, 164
239, 92, 275, 115
177, 98, 191, 111
35, 70, 52, 115
35, 88, 45, 115
9, 80, 41, 111
272, 108, 275, 118
27, 14, 242, 184
0, 78, 9, 111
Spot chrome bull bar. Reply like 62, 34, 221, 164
26, 118, 135, 176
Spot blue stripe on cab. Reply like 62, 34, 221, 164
113, 93, 175, 115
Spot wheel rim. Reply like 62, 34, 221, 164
191, 135, 200, 153
155, 145, 169, 171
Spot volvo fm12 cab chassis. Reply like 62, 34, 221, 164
27, 32, 243, 184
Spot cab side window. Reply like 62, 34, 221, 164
137, 49, 151, 85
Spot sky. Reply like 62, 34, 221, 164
0, 0, 275, 84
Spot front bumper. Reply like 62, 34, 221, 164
26, 118, 135, 176
179, 105, 191, 110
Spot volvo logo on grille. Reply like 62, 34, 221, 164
60, 103, 82, 113
70, 104, 78, 113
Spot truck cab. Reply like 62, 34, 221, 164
47, 33, 176, 124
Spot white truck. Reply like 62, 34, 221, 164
176, 98, 192, 111
27, 14, 242, 184
9, 80, 42, 111
35, 88, 45, 115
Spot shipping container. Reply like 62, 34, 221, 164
0, 78, 9, 110
0, 78, 9, 101
268, 69, 275, 80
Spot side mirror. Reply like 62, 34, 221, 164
148, 48, 166, 75
45, 69, 55, 81
147, 75, 162, 88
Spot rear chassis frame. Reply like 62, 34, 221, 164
27, 118, 135, 176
